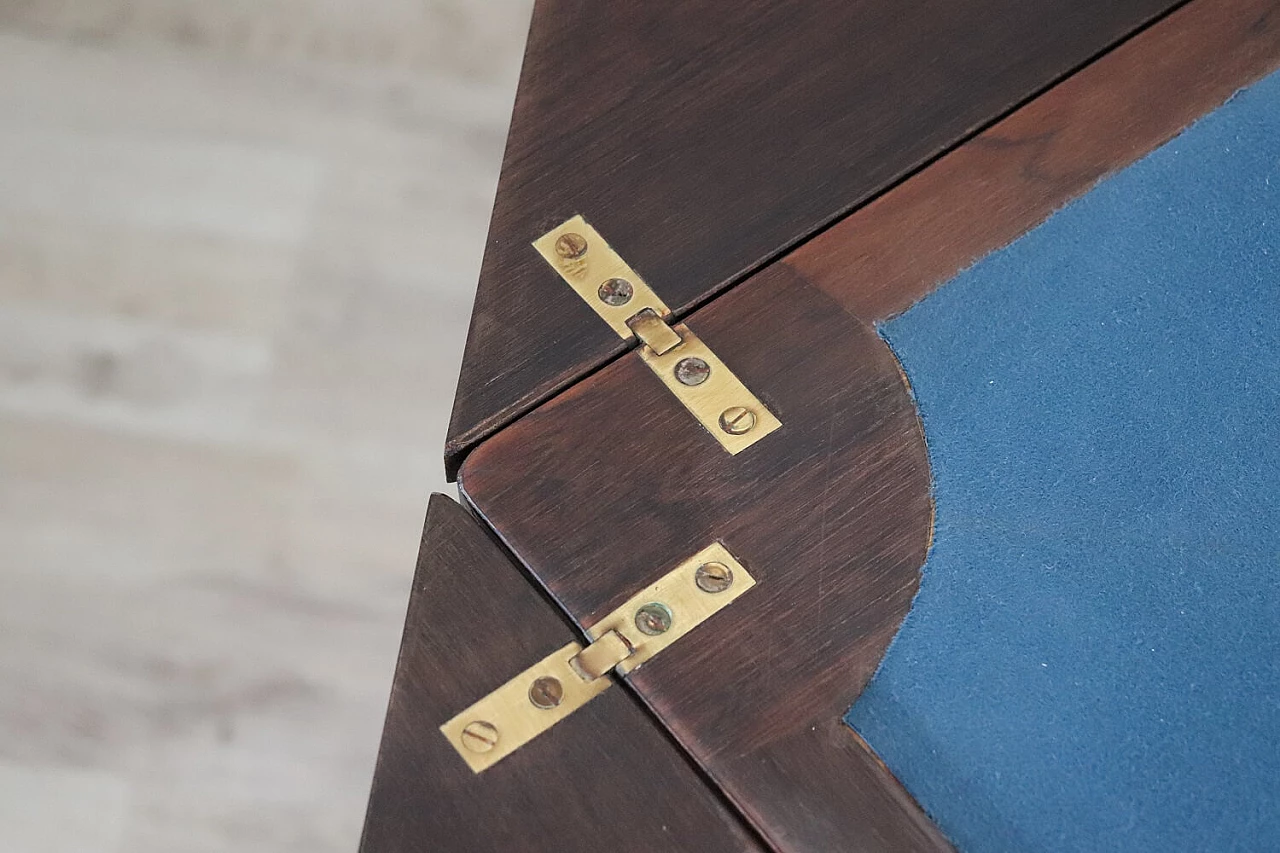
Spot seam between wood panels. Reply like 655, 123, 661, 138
443, 0, 1196, 478
453, 484, 779, 852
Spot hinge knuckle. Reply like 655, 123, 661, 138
626, 308, 683, 355
440, 542, 755, 772
440, 214, 788, 773
534, 215, 782, 454
569, 629, 635, 681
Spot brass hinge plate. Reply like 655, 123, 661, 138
533, 215, 670, 338
631, 316, 782, 454
440, 542, 755, 773
534, 216, 781, 453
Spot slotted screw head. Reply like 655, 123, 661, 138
598, 278, 634, 306
554, 232, 588, 259
719, 406, 757, 435
695, 561, 734, 593
461, 720, 499, 753
634, 602, 673, 636
674, 357, 711, 386
528, 676, 564, 710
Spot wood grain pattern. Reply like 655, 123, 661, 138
360, 495, 765, 853
443, 0, 1184, 477
786, 0, 1280, 322
460, 267, 950, 851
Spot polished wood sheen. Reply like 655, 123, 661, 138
360, 495, 765, 852
444, 0, 1184, 476
460, 267, 950, 851
786, 0, 1280, 322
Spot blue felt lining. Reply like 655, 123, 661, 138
845, 70, 1280, 852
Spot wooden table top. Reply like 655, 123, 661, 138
366, 1, 1280, 849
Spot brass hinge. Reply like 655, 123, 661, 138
533, 215, 782, 453
440, 542, 756, 773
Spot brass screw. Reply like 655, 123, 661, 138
695, 561, 734, 593
528, 676, 564, 710
554, 232, 588, 259
674, 357, 711, 386
719, 406, 756, 435
597, 278, 634, 306
634, 602, 673, 636
460, 720, 499, 753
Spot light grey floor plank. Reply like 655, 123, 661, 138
0, 3, 532, 850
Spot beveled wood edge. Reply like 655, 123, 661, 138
786, 0, 1280, 321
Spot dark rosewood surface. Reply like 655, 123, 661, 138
787, 0, 1280, 323
365, 0, 1280, 849
460, 268, 949, 851
360, 495, 764, 852
444, 0, 1184, 475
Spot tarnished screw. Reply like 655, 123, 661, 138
528, 676, 564, 710
695, 561, 734, 593
554, 232, 588, 259
597, 278, 634, 306
674, 357, 711, 386
634, 602, 673, 637
461, 720, 499, 753
719, 406, 757, 435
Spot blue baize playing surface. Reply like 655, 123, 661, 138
845, 70, 1280, 851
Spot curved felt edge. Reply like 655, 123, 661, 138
846, 70, 1280, 852
458, 265, 951, 851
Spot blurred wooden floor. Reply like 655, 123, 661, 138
0, 2, 531, 850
